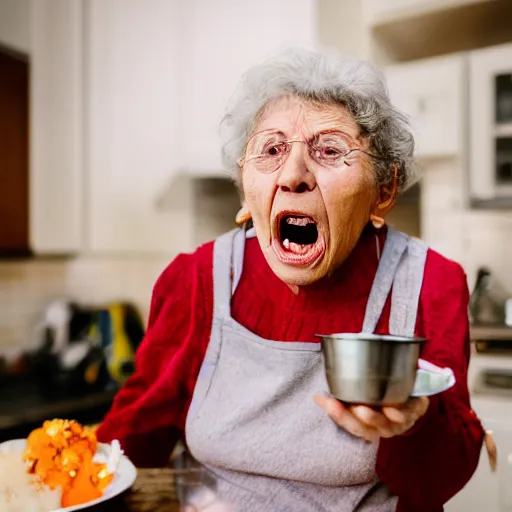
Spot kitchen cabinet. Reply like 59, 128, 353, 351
469, 43, 512, 206
30, 0, 84, 254
446, 398, 512, 511
385, 54, 466, 158
0, 0, 83, 255
85, 0, 194, 254
177, 0, 318, 176
85, 0, 317, 253
363, 0, 512, 63
0, 47, 29, 255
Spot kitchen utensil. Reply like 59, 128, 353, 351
319, 333, 425, 406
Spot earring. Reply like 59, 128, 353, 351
370, 214, 385, 230
235, 206, 251, 225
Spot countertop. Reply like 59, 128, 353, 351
89, 468, 180, 512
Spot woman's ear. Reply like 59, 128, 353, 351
370, 168, 398, 229
235, 203, 251, 225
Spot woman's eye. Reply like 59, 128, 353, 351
264, 144, 285, 157
315, 145, 344, 160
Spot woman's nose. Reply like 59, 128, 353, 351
276, 145, 316, 193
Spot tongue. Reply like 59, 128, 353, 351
283, 239, 315, 254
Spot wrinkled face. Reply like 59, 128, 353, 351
241, 95, 379, 286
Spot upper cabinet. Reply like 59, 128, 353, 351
0, 0, 83, 256
177, 0, 318, 176
468, 43, 512, 206
85, 0, 195, 254
30, 0, 84, 254
363, 0, 512, 62
385, 54, 466, 158
85, 0, 318, 253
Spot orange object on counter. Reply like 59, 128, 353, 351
23, 419, 114, 507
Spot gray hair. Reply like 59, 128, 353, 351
220, 47, 417, 192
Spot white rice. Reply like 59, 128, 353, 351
0, 451, 61, 512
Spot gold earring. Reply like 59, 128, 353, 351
236, 206, 251, 225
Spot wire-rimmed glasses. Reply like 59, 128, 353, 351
240, 129, 384, 174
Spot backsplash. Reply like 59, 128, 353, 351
421, 157, 512, 294
0, 178, 241, 353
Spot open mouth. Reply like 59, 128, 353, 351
272, 213, 325, 267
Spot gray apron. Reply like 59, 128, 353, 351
185, 227, 427, 512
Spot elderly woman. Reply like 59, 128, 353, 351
97, 48, 484, 511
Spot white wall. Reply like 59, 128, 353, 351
0, 0, 30, 52
317, 0, 370, 59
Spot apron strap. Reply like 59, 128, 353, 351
212, 229, 238, 320
389, 237, 428, 337
213, 227, 255, 320
361, 228, 409, 334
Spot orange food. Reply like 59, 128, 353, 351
23, 419, 114, 507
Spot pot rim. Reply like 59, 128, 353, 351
316, 332, 427, 344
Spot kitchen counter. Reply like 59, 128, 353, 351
88, 468, 180, 512
471, 325, 512, 341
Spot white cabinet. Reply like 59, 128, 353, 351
29, 0, 84, 253
468, 43, 512, 204
177, 0, 318, 175
385, 54, 466, 158
446, 397, 512, 512
85, 0, 317, 253
85, 0, 194, 254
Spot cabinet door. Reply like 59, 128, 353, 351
30, 0, 84, 253
446, 397, 512, 512
385, 54, 465, 158
178, 0, 318, 175
469, 43, 512, 202
85, 0, 194, 254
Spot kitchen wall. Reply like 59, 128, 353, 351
421, 156, 512, 292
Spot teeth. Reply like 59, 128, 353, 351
283, 239, 290, 249
285, 216, 314, 226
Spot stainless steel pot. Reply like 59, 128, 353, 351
318, 333, 426, 406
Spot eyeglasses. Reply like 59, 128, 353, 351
240, 129, 384, 174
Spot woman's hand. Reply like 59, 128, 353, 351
314, 394, 429, 442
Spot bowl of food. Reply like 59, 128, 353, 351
318, 333, 426, 406
0, 419, 136, 512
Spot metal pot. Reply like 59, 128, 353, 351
318, 333, 426, 406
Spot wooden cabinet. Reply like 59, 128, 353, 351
385, 54, 466, 158
0, 47, 29, 256
468, 43, 512, 206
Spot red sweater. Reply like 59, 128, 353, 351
97, 227, 484, 511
